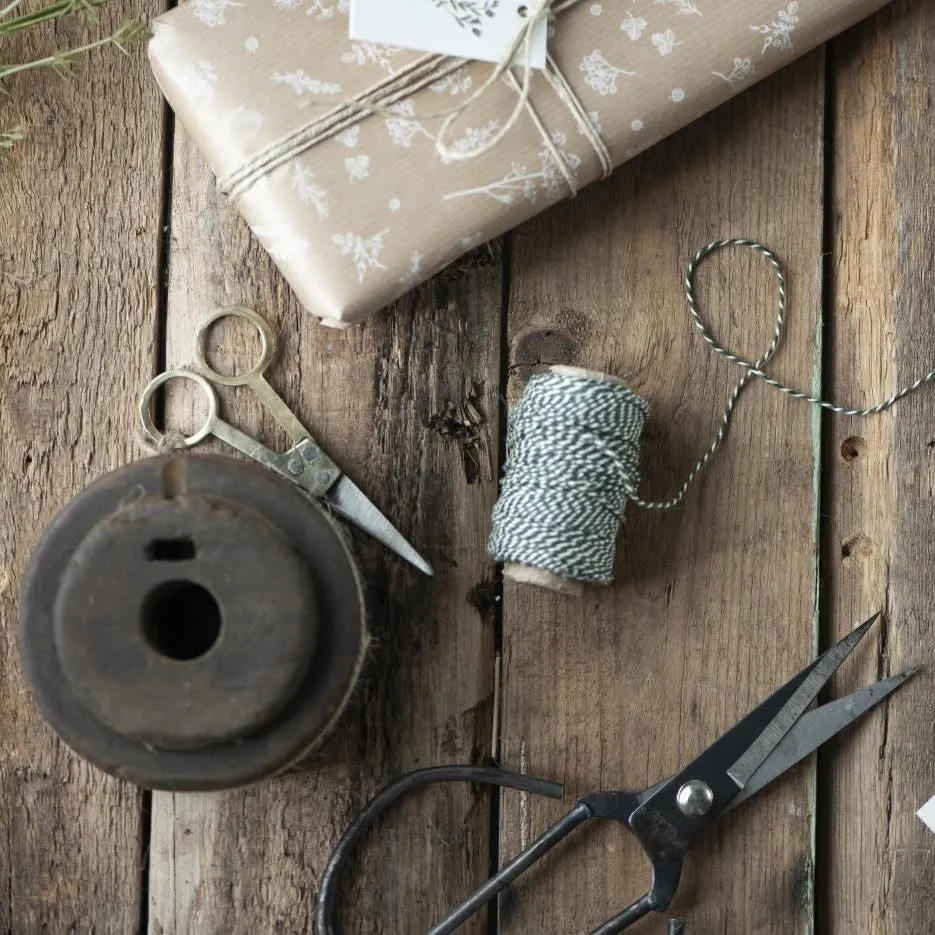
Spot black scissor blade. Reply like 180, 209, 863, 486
634, 615, 880, 848
727, 614, 879, 788
727, 669, 916, 810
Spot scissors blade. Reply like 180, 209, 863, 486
634, 615, 881, 848
324, 476, 434, 576
727, 668, 917, 811
727, 613, 880, 788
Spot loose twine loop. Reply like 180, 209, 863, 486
134, 427, 188, 457
429, 0, 609, 180
488, 238, 935, 595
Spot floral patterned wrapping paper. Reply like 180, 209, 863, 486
148, 0, 888, 327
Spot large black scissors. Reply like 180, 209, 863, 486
316, 614, 915, 934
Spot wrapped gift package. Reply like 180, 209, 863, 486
149, 0, 888, 327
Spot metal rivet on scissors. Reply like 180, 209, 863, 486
316, 613, 918, 934
138, 306, 433, 576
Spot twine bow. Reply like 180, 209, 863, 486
220, 0, 612, 202
433, 0, 612, 191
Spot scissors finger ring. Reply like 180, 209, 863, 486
195, 305, 276, 387
139, 370, 219, 448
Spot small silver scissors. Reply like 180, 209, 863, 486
139, 306, 433, 576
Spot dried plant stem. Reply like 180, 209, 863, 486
0, 0, 147, 151
0, 16, 146, 80
0, 0, 25, 18
0, 0, 110, 35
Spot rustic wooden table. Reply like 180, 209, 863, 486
3, 1, 934, 933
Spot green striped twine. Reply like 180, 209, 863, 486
488, 369, 648, 588
489, 239, 935, 592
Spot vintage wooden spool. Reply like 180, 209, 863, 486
19, 453, 367, 791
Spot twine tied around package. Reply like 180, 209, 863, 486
220, 0, 611, 202
488, 239, 935, 596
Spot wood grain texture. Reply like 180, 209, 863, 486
823, 4, 935, 932
0, 7, 164, 932
7, 6, 935, 934
148, 124, 502, 934
498, 58, 826, 934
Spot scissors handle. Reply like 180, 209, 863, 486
139, 370, 335, 491
315, 765, 564, 935
139, 370, 219, 449
195, 305, 275, 387
195, 306, 311, 444
427, 803, 592, 935
315, 763, 687, 935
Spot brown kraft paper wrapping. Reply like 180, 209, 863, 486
148, 0, 890, 327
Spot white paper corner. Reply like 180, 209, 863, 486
916, 795, 935, 833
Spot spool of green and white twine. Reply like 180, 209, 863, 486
488, 366, 648, 596
488, 239, 935, 595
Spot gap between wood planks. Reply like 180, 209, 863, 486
814, 41, 841, 935
483, 230, 514, 935
140, 94, 177, 935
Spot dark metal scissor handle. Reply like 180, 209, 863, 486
314, 765, 562, 935
314, 766, 684, 935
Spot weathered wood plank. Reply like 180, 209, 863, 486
148, 124, 501, 934
823, 4, 935, 931
498, 58, 826, 934
0, 9, 164, 932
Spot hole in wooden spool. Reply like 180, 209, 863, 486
146, 538, 196, 562
142, 581, 222, 661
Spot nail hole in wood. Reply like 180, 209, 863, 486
840, 435, 866, 463
841, 534, 873, 563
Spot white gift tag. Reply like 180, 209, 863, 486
917, 795, 935, 833
349, 0, 548, 69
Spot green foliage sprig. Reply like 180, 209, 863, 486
1, 0, 147, 146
